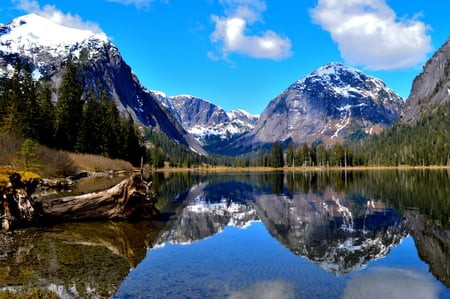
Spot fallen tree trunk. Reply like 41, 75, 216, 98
1, 173, 159, 231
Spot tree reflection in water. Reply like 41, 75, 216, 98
0, 221, 158, 298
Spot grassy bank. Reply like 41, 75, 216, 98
68, 153, 134, 172
1, 134, 135, 178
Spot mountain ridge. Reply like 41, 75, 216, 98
0, 13, 207, 155
157, 94, 258, 146
213, 62, 404, 155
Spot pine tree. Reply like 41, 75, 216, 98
105, 95, 122, 159
0, 67, 8, 118
1, 61, 24, 135
270, 142, 284, 168
286, 143, 295, 167
16, 138, 40, 172
76, 91, 104, 154
123, 116, 143, 166
20, 63, 40, 140
54, 58, 83, 150
36, 82, 55, 146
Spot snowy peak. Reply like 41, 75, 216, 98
220, 62, 404, 154
295, 62, 396, 103
227, 109, 259, 124
0, 14, 108, 57
302, 62, 368, 90
156, 94, 258, 146
307, 62, 366, 82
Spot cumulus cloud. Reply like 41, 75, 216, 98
13, 0, 103, 33
210, 0, 292, 61
310, 0, 432, 70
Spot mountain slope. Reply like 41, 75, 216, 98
220, 62, 404, 154
400, 38, 450, 125
0, 14, 206, 155
158, 94, 258, 146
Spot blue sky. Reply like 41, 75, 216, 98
1, 0, 448, 115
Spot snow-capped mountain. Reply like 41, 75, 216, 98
156, 94, 258, 146
0, 14, 205, 154
0, 14, 107, 70
220, 62, 404, 154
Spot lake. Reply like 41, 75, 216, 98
1, 170, 449, 298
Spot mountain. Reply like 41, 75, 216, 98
156, 94, 258, 146
400, 38, 450, 125
220, 62, 404, 154
0, 14, 206, 155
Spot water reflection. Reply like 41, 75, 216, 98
343, 266, 441, 299
0, 221, 159, 298
154, 173, 407, 275
147, 170, 450, 294
1, 170, 450, 298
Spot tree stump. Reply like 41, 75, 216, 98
1, 173, 159, 231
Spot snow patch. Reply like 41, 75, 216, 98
0, 14, 109, 59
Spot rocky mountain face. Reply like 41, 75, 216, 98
400, 38, 450, 125
221, 62, 404, 154
156, 94, 258, 147
0, 14, 205, 154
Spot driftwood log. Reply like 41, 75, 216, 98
1, 173, 159, 231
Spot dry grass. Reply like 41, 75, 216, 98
0, 134, 77, 177
68, 152, 134, 172
0, 134, 135, 178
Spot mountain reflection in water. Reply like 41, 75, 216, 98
1, 170, 450, 298
155, 175, 407, 275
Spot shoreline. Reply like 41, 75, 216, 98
150, 164, 450, 173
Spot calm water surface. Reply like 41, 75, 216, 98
1, 170, 449, 298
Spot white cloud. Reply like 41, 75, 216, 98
210, 0, 292, 61
310, 0, 432, 70
13, 0, 103, 33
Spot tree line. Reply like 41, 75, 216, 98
0, 59, 144, 166
232, 98, 450, 169
231, 142, 356, 168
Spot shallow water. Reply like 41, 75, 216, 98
1, 170, 450, 298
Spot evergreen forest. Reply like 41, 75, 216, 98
0, 59, 145, 166
1, 59, 450, 170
